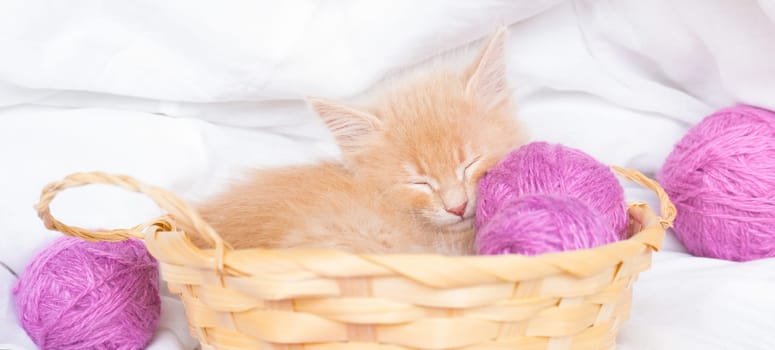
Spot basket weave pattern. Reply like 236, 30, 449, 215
36, 167, 675, 350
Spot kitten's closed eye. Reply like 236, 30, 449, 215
459, 156, 483, 180
407, 176, 438, 191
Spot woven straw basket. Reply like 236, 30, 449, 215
35, 166, 675, 350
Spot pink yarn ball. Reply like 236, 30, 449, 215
476, 194, 619, 255
476, 142, 628, 236
658, 104, 775, 262
13, 237, 160, 350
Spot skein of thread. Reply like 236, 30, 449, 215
13, 237, 160, 350
476, 194, 619, 255
477, 142, 628, 237
658, 104, 775, 261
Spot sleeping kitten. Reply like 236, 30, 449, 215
196, 27, 526, 255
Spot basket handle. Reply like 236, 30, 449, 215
611, 166, 676, 229
35, 172, 229, 271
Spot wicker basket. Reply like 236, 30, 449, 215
35, 166, 675, 350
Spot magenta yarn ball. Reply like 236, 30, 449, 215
476, 194, 619, 255
658, 105, 775, 262
13, 237, 161, 350
476, 142, 628, 236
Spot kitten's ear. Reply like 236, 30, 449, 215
307, 97, 381, 153
465, 26, 510, 109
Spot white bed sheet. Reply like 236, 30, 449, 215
2, 0, 775, 348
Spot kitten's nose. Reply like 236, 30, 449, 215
445, 201, 468, 217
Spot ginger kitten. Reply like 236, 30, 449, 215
197, 27, 526, 255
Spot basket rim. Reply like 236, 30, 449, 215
143, 198, 664, 284
198, 201, 665, 257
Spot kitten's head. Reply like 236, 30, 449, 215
308, 27, 526, 232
